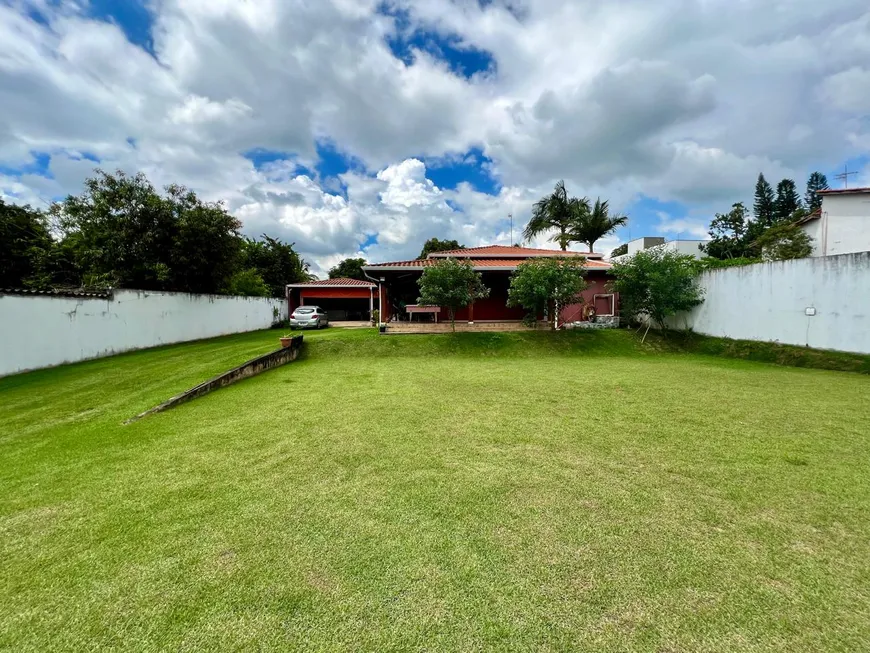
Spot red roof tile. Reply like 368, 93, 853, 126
286, 278, 376, 288
427, 245, 604, 259
365, 258, 612, 271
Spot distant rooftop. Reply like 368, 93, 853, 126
795, 209, 822, 226
817, 187, 870, 195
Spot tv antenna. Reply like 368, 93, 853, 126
509, 213, 513, 245
834, 164, 858, 189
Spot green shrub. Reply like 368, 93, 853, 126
756, 223, 813, 261
507, 257, 587, 329
609, 249, 704, 329
695, 256, 761, 271
417, 259, 489, 331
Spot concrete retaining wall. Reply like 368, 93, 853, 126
668, 252, 870, 354
127, 335, 303, 422
0, 289, 288, 377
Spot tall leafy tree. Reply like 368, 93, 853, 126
0, 200, 52, 287
328, 257, 368, 280
51, 169, 176, 289
703, 203, 755, 259
416, 258, 490, 331
567, 197, 628, 253
609, 249, 705, 331
166, 185, 242, 294
240, 235, 309, 295
7, 170, 311, 296
507, 257, 588, 329
419, 238, 464, 259
753, 173, 776, 227
523, 180, 587, 251
774, 179, 802, 222
805, 172, 829, 212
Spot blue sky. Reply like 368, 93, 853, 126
2, 0, 868, 273
380, 3, 496, 79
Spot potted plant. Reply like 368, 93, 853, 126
279, 334, 293, 348
378, 322, 387, 334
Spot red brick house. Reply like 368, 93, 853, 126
361, 245, 616, 324
286, 278, 378, 321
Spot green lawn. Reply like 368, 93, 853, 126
2, 328, 869, 652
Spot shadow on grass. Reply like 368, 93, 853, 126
652, 330, 870, 375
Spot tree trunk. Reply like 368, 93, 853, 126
449, 307, 456, 332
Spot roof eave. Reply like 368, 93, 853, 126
362, 265, 611, 272
361, 265, 425, 272
427, 252, 604, 259
286, 283, 376, 288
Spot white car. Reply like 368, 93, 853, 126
290, 306, 329, 329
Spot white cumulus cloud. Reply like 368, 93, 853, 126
1, 0, 869, 273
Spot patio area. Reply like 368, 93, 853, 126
329, 321, 373, 329
385, 321, 540, 334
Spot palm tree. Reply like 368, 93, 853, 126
568, 198, 628, 253
523, 181, 589, 251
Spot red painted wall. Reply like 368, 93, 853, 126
382, 270, 616, 323
468, 296, 526, 321
434, 273, 526, 322
300, 288, 374, 300
560, 275, 617, 323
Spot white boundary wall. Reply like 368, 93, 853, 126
669, 252, 870, 354
0, 289, 287, 377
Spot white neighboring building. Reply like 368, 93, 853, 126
611, 237, 710, 262
798, 187, 870, 257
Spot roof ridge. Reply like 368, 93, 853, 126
286, 277, 377, 287
363, 258, 612, 269
427, 244, 603, 258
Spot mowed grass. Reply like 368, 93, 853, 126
1, 329, 869, 652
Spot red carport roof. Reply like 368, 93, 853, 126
286, 278, 377, 288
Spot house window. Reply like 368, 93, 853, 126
593, 294, 615, 317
